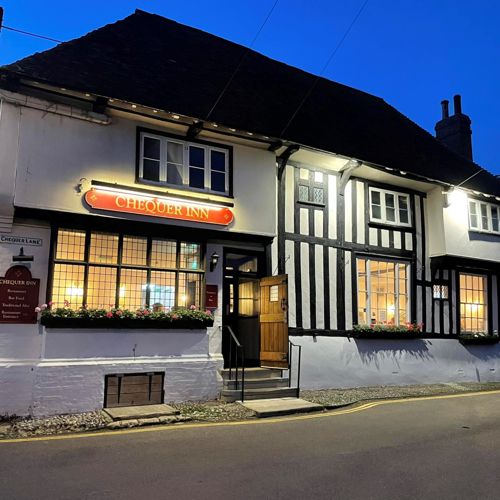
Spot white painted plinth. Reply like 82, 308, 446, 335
0, 327, 223, 417
291, 336, 500, 389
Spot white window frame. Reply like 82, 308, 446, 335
369, 187, 411, 227
138, 132, 230, 195
468, 199, 500, 234
357, 257, 411, 326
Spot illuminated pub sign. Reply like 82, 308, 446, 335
0, 266, 40, 324
85, 188, 234, 225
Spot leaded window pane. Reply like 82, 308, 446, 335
298, 185, 309, 202
313, 187, 324, 204
122, 236, 147, 266
119, 269, 148, 310
52, 263, 85, 309
56, 229, 86, 261
89, 232, 119, 264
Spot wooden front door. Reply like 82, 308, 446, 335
259, 274, 288, 368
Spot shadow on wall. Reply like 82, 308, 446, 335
460, 344, 500, 362
353, 339, 433, 370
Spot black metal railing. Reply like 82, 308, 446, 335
288, 340, 302, 398
223, 325, 246, 402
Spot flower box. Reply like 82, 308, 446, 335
351, 323, 423, 339
37, 305, 214, 330
458, 334, 499, 345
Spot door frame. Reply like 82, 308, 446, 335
222, 248, 267, 367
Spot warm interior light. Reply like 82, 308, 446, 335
119, 286, 126, 298
179, 294, 187, 305
65, 286, 83, 297
172, 114, 180, 119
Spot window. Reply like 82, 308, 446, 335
51, 228, 204, 310
297, 169, 325, 205
369, 188, 411, 226
357, 258, 410, 325
468, 199, 500, 234
459, 273, 488, 333
138, 131, 230, 195
433, 284, 449, 300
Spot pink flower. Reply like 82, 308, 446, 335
115, 310, 123, 317
190, 305, 197, 310
35, 307, 41, 313
40, 304, 48, 310
64, 300, 70, 307
106, 312, 113, 318
205, 309, 212, 316
172, 313, 179, 320
143, 309, 150, 316
48, 301, 53, 306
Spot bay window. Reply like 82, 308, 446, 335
51, 228, 203, 310
138, 130, 230, 195
357, 258, 410, 325
459, 273, 488, 333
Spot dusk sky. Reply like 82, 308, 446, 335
1, 0, 499, 174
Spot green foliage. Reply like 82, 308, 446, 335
37, 303, 214, 329
353, 322, 423, 333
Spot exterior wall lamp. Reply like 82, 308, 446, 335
209, 252, 220, 272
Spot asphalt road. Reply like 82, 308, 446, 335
1, 392, 500, 500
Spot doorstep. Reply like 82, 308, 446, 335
239, 398, 324, 418
103, 404, 179, 421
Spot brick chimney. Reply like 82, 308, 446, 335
435, 94, 473, 160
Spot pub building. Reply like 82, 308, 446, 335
1, 11, 500, 417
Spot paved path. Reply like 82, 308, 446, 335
2, 391, 500, 499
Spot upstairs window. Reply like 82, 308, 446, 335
138, 131, 230, 195
468, 199, 500, 234
369, 187, 411, 226
297, 169, 325, 205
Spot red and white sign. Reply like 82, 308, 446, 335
0, 266, 40, 324
84, 188, 234, 226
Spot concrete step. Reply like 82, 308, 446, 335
221, 387, 298, 402
239, 398, 324, 418
103, 403, 179, 421
223, 377, 289, 390
221, 367, 284, 380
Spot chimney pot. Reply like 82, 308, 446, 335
453, 94, 462, 115
441, 100, 449, 119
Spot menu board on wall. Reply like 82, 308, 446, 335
0, 266, 40, 324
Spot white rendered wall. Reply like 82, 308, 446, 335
428, 187, 500, 261
1, 328, 223, 417
292, 336, 500, 389
8, 93, 276, 237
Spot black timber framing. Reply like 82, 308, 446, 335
283, 165, 434, 336
277, 145, 300, 275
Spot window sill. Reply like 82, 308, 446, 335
368, 221, 413, 231
297, 200, 326, 208
468, 229, 500, 237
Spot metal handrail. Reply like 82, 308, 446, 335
222, 325, 245, 402
288, 340, 302, 398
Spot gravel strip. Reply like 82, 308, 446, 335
4, 411, 111, 439
2, 382, 500, 439
300, 382, 500, 408
171, 401, 256, 422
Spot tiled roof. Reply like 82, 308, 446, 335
3, 9, 499, 195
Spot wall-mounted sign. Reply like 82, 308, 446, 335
0, 266, 40, 324
205, 285, 218, 308
84, 188, 234, 226
0, 235, 42, 246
